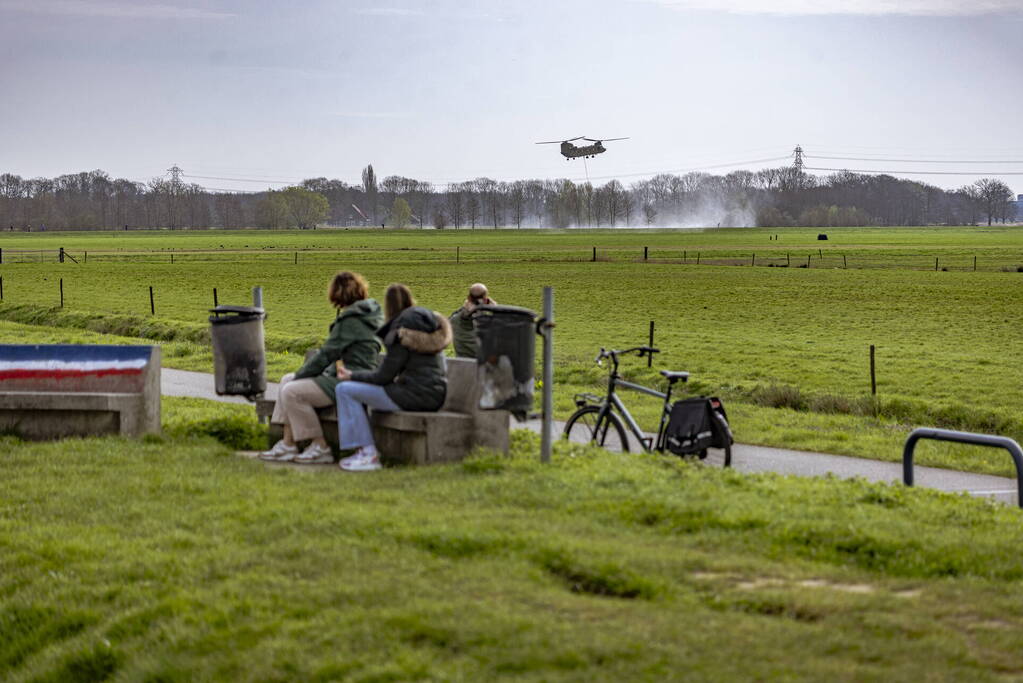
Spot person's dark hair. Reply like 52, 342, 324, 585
384, 283, 415, 320
328, 271, 369, 309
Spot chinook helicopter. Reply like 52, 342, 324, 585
536, 136, 629, 160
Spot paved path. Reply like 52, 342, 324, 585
165, 369, 1020, 505
163, 368, 278, 403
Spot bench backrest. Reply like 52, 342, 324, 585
0, 344, 159, 394
441, 357, 478, 413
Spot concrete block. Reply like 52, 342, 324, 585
0, 344, 160, 440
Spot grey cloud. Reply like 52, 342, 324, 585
0, 0, 235, 19
645, 0, 1023, 15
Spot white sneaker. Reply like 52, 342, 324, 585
294, 442, 334, 464
339, 448, 382, 472
259, 439, 299, 461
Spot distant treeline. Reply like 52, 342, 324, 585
0, 166, 1017, 231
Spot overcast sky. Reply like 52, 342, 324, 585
1, 0, 1021, 195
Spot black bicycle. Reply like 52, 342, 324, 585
563, 345, 732, 467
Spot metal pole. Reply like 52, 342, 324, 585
60, 279, 64, 308
149, 286, 154, 315
540, 286, 554, 464
252, 285, 263, 308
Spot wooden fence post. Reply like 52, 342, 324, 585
870, 345, 877, 396
644, 246, 648, 261
213, 288, 218, 307
648, 321, 655, 368
149, 286, 154, 315
59, 278, 64, 308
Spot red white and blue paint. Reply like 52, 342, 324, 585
0, 345, 154, 392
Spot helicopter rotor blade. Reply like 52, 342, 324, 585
583, 136, 629, 142
566, 136, 586, 142
535, 140, 564, 144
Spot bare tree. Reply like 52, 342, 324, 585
604, 179, 626, 226
509, 181, 526, 228
973, 178, 1014, 226
445, 183, 463, 228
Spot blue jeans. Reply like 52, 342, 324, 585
335, 381, 401, 450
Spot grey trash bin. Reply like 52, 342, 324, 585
473, 304, 537, 420
209, 305, 267, 399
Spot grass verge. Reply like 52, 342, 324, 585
2, 431, 1023, 680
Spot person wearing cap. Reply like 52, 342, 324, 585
449, 283, 495, 358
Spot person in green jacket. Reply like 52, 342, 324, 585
449, 282, 495, 358
260, 271, 383, 464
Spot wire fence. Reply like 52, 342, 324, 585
0, 246, 1022, 272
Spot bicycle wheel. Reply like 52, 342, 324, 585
563, 406, 630, 453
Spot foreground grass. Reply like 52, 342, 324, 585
3, 430, 1023, 680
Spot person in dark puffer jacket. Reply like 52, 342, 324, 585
260, 271, 382, 464
335, 283, 452, 471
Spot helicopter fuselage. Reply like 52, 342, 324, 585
560, 141, 606, 159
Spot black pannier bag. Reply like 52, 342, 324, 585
665, 396, 733, 458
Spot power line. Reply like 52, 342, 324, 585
183, 173, 295, 185
806, 155, 1023, 164
566, 155, 792, 183
805, 166, 1023, 176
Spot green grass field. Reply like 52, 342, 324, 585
1, 227, 1022, 473
4, 427, 1023, 681
4, 227, 1023, 678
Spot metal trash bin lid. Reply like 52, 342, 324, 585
209, 305, 266, 324
472, 304, 537, 320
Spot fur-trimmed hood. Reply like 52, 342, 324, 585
399, 313, 451, 354
378, 305, 452, 354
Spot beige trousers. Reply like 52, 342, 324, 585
271, 373, 334, 442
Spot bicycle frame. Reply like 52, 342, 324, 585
594, 349, 677, 453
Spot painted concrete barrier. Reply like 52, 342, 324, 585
0, 344, 160, 439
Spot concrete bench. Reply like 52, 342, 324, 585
0, 344, 161, 439
257, 356, 510, 465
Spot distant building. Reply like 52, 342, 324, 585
1017, 194, 1023, 221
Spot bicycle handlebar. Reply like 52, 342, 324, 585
594, 345, 661, 366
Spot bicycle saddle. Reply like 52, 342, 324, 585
659, 370, 689, 382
